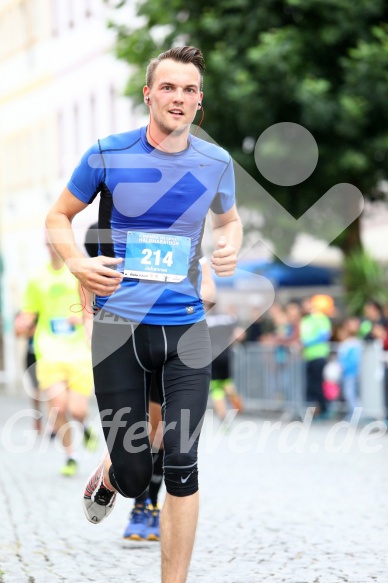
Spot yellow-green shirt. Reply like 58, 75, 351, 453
21, 263, 90, 362
300, 312, 332, 361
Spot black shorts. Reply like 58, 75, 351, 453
91, 312, 211, 400
211, 349, 231, 381
150, 372, 161, 404
91, 311, 212, 497
26, 350, 38, 389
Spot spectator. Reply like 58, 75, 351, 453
270, 303, 302, 416
300, 296, 333, 419
245, 307, 264, 343
337, 317, 362, 421
359, 300, 388, 417
284, 301, 302, 347
359, 299, 386, 341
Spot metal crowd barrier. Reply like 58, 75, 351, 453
231, 342, 306, 417
231, 341, 386, 420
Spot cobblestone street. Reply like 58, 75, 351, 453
0, 392, 387, 583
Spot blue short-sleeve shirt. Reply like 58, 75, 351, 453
67, 126, 235, 325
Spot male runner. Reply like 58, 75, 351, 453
17, 238, 98, 475
85, 222, 164, 541
85, 224, 217, 542
46, 46, 242, 583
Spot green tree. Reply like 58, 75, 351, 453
343, 250, 388, 315
105, 0, 388, 259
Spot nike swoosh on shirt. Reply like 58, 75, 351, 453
137, 172, 207, 228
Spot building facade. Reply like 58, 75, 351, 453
1, 0, 387, 385
0, 0, 139, 383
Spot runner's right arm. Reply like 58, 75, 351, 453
45, 187, 123, 296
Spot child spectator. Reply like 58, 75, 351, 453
337, 317, 362, 421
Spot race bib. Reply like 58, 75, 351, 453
50, 318, 76, 335
124, 231, 191, 282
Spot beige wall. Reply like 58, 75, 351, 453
0, 0, 138, 383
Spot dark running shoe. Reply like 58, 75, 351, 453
83, 457, 117, 524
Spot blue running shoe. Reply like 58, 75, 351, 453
145, 505, 160, 541
123, 500, 151, 540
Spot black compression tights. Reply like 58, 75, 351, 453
92, 315, 211, 498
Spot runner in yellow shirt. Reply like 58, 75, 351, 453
18, 237, 98, 475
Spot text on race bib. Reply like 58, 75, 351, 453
124, 231, 191, 283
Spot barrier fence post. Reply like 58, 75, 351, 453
359, 340, 385, 421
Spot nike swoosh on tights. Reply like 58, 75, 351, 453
180, 471, 194, 484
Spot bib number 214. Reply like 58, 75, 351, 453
141, 249, 173, 268
124, 231, 191, 283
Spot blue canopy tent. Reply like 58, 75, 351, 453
212, 259, 337, 289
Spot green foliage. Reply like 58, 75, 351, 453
343, 250, 388, 315
105, 0, 388, 256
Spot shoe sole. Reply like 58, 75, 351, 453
122, 534, 159, 542
83, 497, 115, 524
61, 470, 78, 477
82, 456, 115, 525
60, 463, 78, 477
147, 534, 160, 541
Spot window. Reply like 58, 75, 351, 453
85, 0, 92, 18
110, 85, 116, 133
90, 93, 96, 141
73, 103, 79, 154
57, 111, 64, 177
68, 0, 74, 28
50, 0, 58, 35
